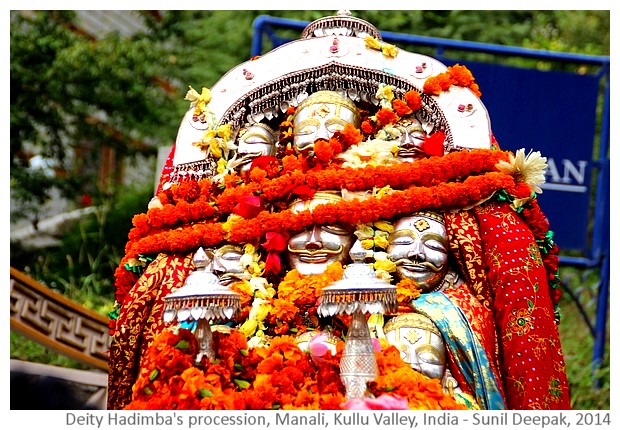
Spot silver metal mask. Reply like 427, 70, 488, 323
384, 312, 447, 380
393, 116, 427, 161
236, 123, 277, 173
202, 244, 248, 286
292, 90, 361, 154
286, 192, 354, 275
387, 212, 449, 292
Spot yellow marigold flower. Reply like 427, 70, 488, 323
375, 269, 393, 283
375, 185, 393, 198
253, 302, 271, 322
184, 85, 201, 104
374, 235, 389, 249
216, 157, 227, 174
381, 43, 398, 58
355, 224, 375, 240
247, 262, 263, 277
374, 258, 396, 273
364, 35, 382, 50
209, 138, 222, 159
361, 239, 375, 250
185, 86, 213, 116
222, 213, 243, 235
375, 84, 395, 108
240, 319, 258, 337
377, 337, 391, 351
368, 313, 384, 327
217, 123, 232, 141
374, 221, 394, 234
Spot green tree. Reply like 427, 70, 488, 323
10, 11, 183, 222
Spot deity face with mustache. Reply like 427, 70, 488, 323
387, 212, 449, 292
393, 116, 427, 161
286, 192, 354, 276
236, 123, 277, 173
292, 90, 360, 155
202, 244, 248, 286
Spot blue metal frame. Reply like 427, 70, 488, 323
252, 14, 610, 372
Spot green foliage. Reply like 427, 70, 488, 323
10, 331, 90, 370
557, 292, 610, 410
11, 182, 153, 312
10, 11, 181, 220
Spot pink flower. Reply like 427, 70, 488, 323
342, 394, 409, 410
308, 333, 330, 357
264, 251, 282, 275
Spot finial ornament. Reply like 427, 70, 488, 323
162, 247, 241, 363
301, 12, 381, 40
318, 243, 397, 400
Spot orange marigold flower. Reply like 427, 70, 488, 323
375, 108, 399, 127
249, 167, 268, 184
423, 73, 452, 96
396, 278, 422, 305
271, 298, 298, 322
361, 120, 377, 134
313, 139, 335, 163
448, 64, 475, 86
448, 64, 482, 97
337, 123, 363, 148
281, 155, 303, 174
393, 99, 412, 117
257, 352, 284, 374
404, 90, 422, 112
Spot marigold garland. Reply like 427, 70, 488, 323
115, 170, 519, 285
126, 327, 466, 410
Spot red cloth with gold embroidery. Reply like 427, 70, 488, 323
107, 253, 193, 410
156, 145, 176, 195
474, 201, 571, 409
442, 282, 507, 405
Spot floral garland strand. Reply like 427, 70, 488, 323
120, 171, 518, 262
126, 149, 510, 244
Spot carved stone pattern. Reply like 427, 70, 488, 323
10, 277, 110, 366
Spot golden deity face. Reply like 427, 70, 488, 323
384, 313, 447, 380
292, 91, 360, 154
387, 212, 449, 292
236, 123, 277, 173
286, 192, 354, 276
393, 116, 427, 161
202, 244, 247, 285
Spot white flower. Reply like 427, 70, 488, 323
496, 148, 547, 194
375, 84, 395, 109
337, 138, 400, 168
147, 196, 162, 210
